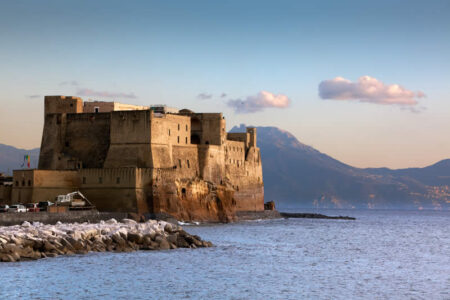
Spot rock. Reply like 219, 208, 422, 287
121, 218, 137, 225
144, 231, 156, 241
1, 254, 16, 262
66, 237, 84, 251
154, 235, 164, 243
142, 236, 152, 246
167, 233, 178, 244
184, 235, 195, 244
111, 232, 126, 246
60, 238, 75, 251
22, 221, 32, 227
127, 232, 143, 244
11, 251, 21, 261
176, 235, 190, 248
44, 241, 56, 252
192, 238, 203, 247
158, 238, 170, 250
164, 223, 173, 233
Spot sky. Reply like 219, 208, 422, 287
0, 0, 449, 169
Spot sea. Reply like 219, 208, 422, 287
1, 209, 449, 299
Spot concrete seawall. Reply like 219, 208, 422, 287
0, 211, 128, 226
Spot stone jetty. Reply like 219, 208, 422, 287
0, 219, 212, 262
280, 212, 356, 220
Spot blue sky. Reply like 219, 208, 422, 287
0, 0, 449, 168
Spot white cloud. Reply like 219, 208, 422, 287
76, 88, 137, 99
227, 91, 291, 113
318, 76, 425, 106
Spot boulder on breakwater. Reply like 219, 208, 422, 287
0, 219, 212, 262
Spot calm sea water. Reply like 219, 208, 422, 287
1, 209, 449, 299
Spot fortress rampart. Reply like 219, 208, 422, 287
9, 96, 264, 221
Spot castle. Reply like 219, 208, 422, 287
8, 96, 264, 221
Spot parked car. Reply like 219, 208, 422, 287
0, 204, 9, 213
25, 203, 40, 212
37, 201, 54, 212
8, 204, 27, 213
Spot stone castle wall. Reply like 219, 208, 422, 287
10, 96, 264, 222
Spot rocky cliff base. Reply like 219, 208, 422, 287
0, 219, 212, 262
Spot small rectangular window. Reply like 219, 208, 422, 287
168, 129, 171, 136
178, 124, 180, 131
187, 160, 190, 168
177, 136, 180, 143
185, 137, 188, 144
178, 159, 182, 168
98, 177, 103, 184
186, 124, 188, 131
82, 177, 86, 184
94, 107, 99, 113
116, 177, 120, 184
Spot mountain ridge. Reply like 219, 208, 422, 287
0, 144, 40, 174
231, 124, 449, 210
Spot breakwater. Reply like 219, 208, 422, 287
0, 218, 212, 262
280, 212, 356, 220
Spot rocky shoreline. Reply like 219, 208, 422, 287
0, 219, 212, 263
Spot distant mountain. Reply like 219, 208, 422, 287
232, 125, 450, 210
0, 144, 40, 175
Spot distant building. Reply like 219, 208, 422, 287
9, 96, 264, 221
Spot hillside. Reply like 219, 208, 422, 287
232, 125, 450, 210
0, 144, 40, 174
